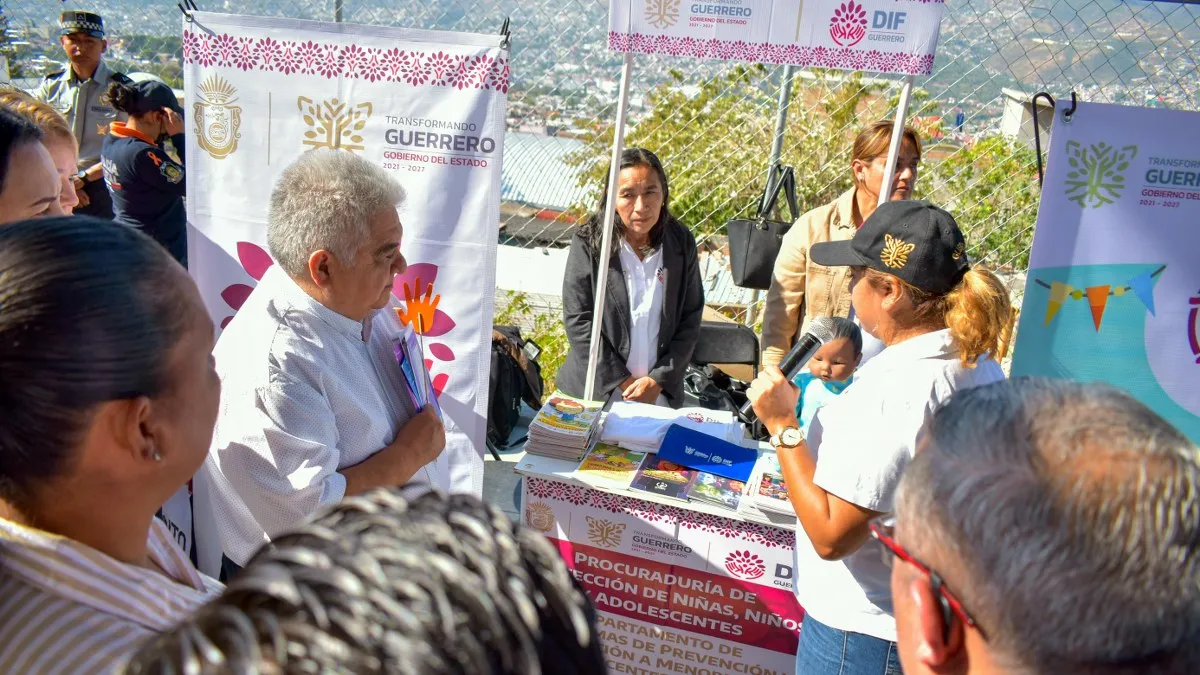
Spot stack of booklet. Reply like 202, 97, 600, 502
526, 392, 604, 460
571, 445, 749, 512
750, 453, 796, 516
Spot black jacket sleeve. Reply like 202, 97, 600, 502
135, 145, 186, 198
650, 225, 704, 402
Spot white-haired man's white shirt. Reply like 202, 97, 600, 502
203, 265, 449, 565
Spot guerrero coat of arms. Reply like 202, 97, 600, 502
193, 75, 242, 160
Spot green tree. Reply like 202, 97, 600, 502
920, 135, 1041, 269
566, 66, 887, 237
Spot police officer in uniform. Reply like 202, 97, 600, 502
34, 10, 124, 219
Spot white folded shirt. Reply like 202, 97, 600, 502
600, 401, 744, 450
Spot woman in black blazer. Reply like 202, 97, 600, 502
557, 148, 704, 407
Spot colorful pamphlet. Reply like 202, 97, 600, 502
751, 453, 795, 516
630, 455, 698, 501
393, 328, 442, 418
575, 443, 646, 488
526, 392, 606, 460
687, 471, 745, 511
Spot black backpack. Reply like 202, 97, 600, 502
487, 325, 544, 449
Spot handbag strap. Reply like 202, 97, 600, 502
757, 164, 799, 221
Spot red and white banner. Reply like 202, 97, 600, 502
523, 477, 803, 674
608, 0, 945, 75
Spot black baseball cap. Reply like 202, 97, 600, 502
126, 78, 185, 116
60, 11, 105, 39
810, 200, 970, 295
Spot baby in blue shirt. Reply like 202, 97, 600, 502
792, 316, 862, 435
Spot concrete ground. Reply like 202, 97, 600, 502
482, 401, 536, 522
484, 448, 524, 522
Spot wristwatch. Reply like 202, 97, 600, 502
76, 169, 90, 184
770, 426, 803, 450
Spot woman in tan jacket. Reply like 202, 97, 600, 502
760, 121, 922, 367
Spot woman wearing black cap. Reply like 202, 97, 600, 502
101, 76, 188, 267
747, 200, 1013, 674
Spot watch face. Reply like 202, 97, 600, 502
781, 428, 803, 446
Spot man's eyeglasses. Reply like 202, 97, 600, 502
869, 519, 983, 642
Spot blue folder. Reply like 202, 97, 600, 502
657, 424, 757, 484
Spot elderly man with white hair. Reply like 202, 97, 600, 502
879, 377, 1200, 675
204, 150, 447, 579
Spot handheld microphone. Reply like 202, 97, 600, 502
740, 317, 839, 419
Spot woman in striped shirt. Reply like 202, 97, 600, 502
0, 216, 223, 674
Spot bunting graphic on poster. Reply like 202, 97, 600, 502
1010, 100, 1200, 446
1034, 265, 1165, 331
1045, 281, 1071, 325
1086, 286, 1112, 331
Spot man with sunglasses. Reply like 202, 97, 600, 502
885, 378, 1200, 675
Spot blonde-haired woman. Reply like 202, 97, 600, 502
747, 200, 1012, 675
0, 88, 81, 214
761, 120, 921, 367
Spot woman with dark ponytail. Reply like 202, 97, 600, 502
101, 76, 189, 266
557, 148, 704, 407
0, 216, 222, 673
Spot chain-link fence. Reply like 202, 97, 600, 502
5, 0, 1198, 379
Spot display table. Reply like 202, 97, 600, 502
516, 449, 805, 674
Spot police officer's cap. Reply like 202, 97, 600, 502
59, 11, 105, 39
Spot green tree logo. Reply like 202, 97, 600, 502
1063, 141, 1137, 208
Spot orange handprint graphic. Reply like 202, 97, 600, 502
396, 277, 441, 335
392, 263, 458, 399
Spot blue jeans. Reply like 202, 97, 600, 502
795, 614, 902, 675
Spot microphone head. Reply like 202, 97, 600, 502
806, 316, 842, 344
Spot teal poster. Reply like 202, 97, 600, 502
1012, 101, 1200, 443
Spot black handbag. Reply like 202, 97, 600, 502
727, 163, 799, 290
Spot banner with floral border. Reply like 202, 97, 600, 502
609, 0, 944, 75
522, 476, 804, 673
173, 12, 507, 573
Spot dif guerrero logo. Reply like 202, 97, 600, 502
829, 1, 868, 46
829, 1, 913, 47
724, 550, 766, 580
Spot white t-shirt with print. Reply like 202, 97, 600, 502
792, 329, 1004, 642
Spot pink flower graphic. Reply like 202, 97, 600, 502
487, 57, 511, 93
295, 40, 323, 75
724, 550, 766, 580
314, 43, 343, 79
182, 31, 200, 62
829, 1, 868, 47
218, 242, 275, 329
358, 50, 387, 82
340, 44, 368, 78
189, 33, 216, 67
212, 33, 239, 67
254, 37, 283, 70
397, 51, 432, 86
232, 37, 258, 71
425, 52, 459, 86
276, 43, 301, 75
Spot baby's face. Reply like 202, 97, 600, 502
808, 337, 861, 384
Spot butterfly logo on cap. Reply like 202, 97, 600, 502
880, 233, 916, 270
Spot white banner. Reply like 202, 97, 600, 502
1011, 101, 1200, 444
608, 0, 944, 75
182, 12, 508, 499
